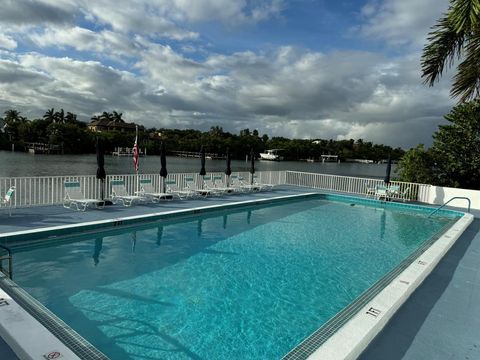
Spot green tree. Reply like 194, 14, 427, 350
421, 0, 480, 101
398, 100, 480, 189
398, 145, 437, 184
431, 100, 480, 188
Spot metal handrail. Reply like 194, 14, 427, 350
428, 197, 471, 217
0, 244, 13, 279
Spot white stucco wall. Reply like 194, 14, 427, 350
424, 186, 479, 211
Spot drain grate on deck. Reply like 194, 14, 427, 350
282, 219, 457, 360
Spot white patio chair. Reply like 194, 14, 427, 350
111, 179, 145, 207
375, 185, 389, 201
137, 179, 173, 202
63, 181, 103, 211
1, 186, 15, 216
389, 186, 411, 202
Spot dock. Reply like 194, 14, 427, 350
25, 142, 62, 155
172, 150, 225, 159
112, 147, 146, 156
321, 154, 339, 162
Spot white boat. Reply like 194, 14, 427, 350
259, 149, 284, 161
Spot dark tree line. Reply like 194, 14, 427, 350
0, 109, 403, 161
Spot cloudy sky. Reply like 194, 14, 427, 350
0, 0, 455, 148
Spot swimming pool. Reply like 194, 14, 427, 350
1, 194, 467, 359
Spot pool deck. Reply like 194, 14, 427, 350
0, 186, 478, 359
359, 211, 480, 360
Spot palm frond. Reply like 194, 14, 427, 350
448, 0, 480, 33
451, 30, 480, 101
421, 16, 465, 86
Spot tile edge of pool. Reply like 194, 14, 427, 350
304, 211, 474, 360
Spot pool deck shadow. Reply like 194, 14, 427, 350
360, 218, 480, 360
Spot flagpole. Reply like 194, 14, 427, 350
134, 125, 139, 192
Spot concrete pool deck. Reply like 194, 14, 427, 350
0, 187, 478, 359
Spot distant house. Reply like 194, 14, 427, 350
312, 140, 322, 144
87, 119, 136, 133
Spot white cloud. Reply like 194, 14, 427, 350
0, 34, 17, 50
29, 26, 141, 61
0, 0, 458, 148
0, 41, 455, 148
358, 0, 450, 48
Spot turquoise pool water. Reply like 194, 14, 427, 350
9, 197, 459, 359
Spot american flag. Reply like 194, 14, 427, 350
133, 133, 139, 173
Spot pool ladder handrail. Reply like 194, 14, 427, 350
0, 244, 13, 279
428, 197, 471, 217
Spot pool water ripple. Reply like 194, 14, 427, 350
10, 197, 457, 359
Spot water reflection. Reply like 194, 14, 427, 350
380, 210, 386, 242
131, 231, 137, 253
197, 219, 203, 238
157, 226, 163, 247
92, 237, 103, 266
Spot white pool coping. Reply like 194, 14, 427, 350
306, 212, 474, 360
0, 284, 80, 360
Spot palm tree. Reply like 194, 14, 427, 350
4, 110, 22, 124
55, 109, 65, 124
43, 108, 56, 123
65, 112, 77, 123
421, 0, 480, 101
112, 111, 124, 123
100, 111, 114, 122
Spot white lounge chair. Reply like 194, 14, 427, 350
185, 176, 214, 197
229, 175, 257, 192
111, 179, 145, 207
165, 179, 195, 199
204, 175, 235, 195
252, 175, 274, 191
1, 186, 15, 216
138, 179, 173, 202
63, 181, 103, 211
213, 175, 237, 193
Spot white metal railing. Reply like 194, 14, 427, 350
0, 170, 433, 209
284, 171, 429, 202
0, 171, 282, 208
